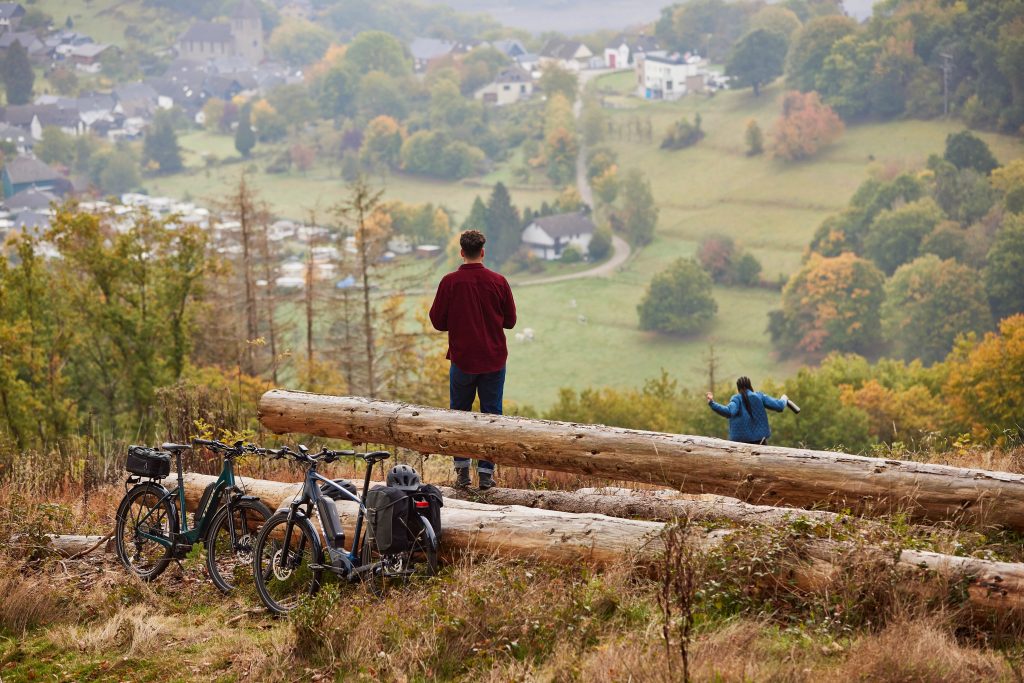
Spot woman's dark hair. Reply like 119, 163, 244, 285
737, 376, 753, 415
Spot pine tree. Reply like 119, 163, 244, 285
461, 196, 488, 233
235, 104, 256, 157
3, 40, 34, 106
485, 182, 521, 266
143, 111, 183, 173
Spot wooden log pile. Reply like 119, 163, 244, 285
163, 472, 1024, 614
257, 391, 1024, 529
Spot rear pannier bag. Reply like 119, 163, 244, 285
410, 484, 443, 543
126, 446, 171, 479
365, 485, 415, 555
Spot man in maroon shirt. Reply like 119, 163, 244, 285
429, 230, 517, 490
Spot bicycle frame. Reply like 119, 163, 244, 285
134, 449, 238, 550
279, 456, 376, 576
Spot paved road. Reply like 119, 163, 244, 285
513, 234, 630, 287
513, 69, 631, 288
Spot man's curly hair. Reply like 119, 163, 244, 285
460, 230, 486, 258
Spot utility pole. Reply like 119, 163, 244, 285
940, 52, 953, 118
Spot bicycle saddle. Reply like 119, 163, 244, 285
360, 450, 391, 463
161, 443, 190, 453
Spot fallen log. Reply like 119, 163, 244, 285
172, 472, 1024, 614
258, 391, 1024, 529
442, 485, 858, 528
12, 534, 114, 558
165, 473, 664, 565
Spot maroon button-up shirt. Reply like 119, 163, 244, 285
428, 262, 517, 374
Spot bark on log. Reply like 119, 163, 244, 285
173, 472, 1024, 614
258, 391, 1024, 529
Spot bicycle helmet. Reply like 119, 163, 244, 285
387, 463, 421, 491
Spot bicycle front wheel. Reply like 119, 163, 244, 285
252, 511, 323, 615
205, 498, 273, 593
115, 482, 178, 581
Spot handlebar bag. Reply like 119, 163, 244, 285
126, 446, 171, 479
365, 485, 415, 554
410, 484, 443, 543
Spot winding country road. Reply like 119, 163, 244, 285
514, 68, 632, 288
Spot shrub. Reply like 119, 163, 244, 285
661, 114, 704, 150
637, 258, 717, 335
588, 226, 612, 260
771, 91, 844, 161
560, 245, 582, 263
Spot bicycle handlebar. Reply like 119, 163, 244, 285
246, 444, 383, 465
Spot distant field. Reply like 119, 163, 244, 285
39, 0, 182, 48
147, 132, 561, 225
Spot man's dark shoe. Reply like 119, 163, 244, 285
478, 472, 495, 491
454, 468, 472, 489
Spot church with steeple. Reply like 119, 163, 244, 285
177, 0, 264, 65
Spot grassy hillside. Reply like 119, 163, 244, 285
494, 77, 1023, 408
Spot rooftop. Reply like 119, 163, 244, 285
530, 212, 596, 239
179, 21, 233, 45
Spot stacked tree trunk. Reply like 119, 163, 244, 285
164, 473, 1024, 613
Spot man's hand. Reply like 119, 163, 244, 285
705, 392, 714, 402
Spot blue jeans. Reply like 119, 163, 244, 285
450, 364, 504, 474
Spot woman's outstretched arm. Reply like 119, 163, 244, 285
707, 394, 740, 418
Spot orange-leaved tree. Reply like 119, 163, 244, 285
771, 91, 844, 161
770, 252, 885, 356
944, 314, 1024, 442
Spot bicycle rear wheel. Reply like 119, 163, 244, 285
115, 483, 178, 581
252, 511, 322, 615
205, 498, 273, 593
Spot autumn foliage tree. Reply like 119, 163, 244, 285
770, 252, 885, 356
882, 255, 992, 365
770, 91, 844, 161
945, 314, 1024, 441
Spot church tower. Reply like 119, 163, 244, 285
231, 0, 264, 65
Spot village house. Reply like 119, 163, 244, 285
636, 53, 705, 101
409, 37, 460, 72
603, 34, 662, 69
521, 211, 596, 260
539, 39, 595, 73
1, 156, 66, 198
474, 66, 534, 106
2, 104, 86, 140
177, 0, 263, 66
0, 122, 29, 153
67, 43, 115, 72
0, 31, 46, 60
0, 3, 24, 29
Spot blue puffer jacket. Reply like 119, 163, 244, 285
708, 391, 786, 444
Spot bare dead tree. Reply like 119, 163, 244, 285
335, 177, 386, 398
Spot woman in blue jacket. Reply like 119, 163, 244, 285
706, 376, 787, 445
